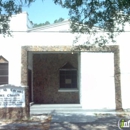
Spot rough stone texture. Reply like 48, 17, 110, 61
0, 56, 8, 63
21, 45, 122, 110
33, 53, 79, 104
0, 108, 27, 120
21, 47, 30, 119
0, 115, 51, 130
114, 48, 122, 111
25, 87, 30, 118
21, 47, 28, 86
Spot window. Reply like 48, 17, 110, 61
0, 56, 8, 85
59, 62, 77, 89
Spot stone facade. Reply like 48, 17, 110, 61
33, 53, 79, 104
21, 45, 122, 110
0, 108, 27, 120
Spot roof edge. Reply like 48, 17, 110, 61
28, 20, 70, 32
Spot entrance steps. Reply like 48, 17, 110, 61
30, 104, 119, 115
30, 104, 83, 115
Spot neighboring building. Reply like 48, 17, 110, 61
0, 12, 130, 111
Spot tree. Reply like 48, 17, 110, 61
0, 0, 33, 35
0, 0, 51, 31
33, 18, 64, 28
54, 17, 64, 23
44, 21, 50, 25
54, 0, 130, 46
33, 21, 50, 28
54, 19, 58, 23
0, 1, 19, 35
1, 0, 130, 46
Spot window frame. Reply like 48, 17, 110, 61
59, 62, 78, 92
0, 56, 8, 85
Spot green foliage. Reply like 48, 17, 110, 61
0, 0, 35, 35
54, 17, 64, 23
0, 0, 22, 35
33, 21, 50, 28
44, 21, 50, 25
55, 0, 130, 46
33, 18, 64, 28
1, 0, 130, 46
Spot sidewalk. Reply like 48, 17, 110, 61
50, 113, 130, 130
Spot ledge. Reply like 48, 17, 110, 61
58, 89, 79, 92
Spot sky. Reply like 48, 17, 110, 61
22, 0, 70, 24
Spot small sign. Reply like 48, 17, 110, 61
0, 85, 25, 108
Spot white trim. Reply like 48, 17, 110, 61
58, 89, 79, 92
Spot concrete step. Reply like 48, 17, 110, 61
30, 110, 87, 115
30, 104, 118, 115
31, 107, 83, 111
30, 110, 118, 115
30, 104, 83, 115
31, 104, 82, 108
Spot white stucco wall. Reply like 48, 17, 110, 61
0, 31, 82, 86
80, 52, 115, 109
0, 42, 21, 86
9, 12, 29, 31
0, 12, 30, 86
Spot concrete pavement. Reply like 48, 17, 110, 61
50, 113, 130, 130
